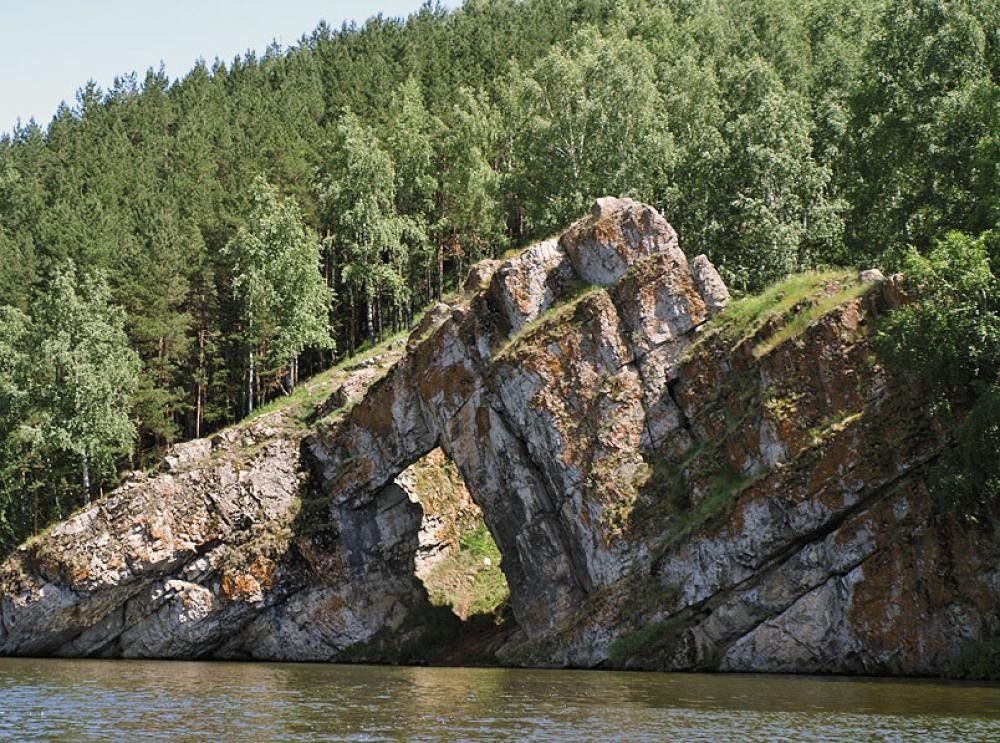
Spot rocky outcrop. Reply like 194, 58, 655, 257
0, 411, 308, 658
304, 197, 720, 639
0, 350, 457, 661
1, 198, 996, 675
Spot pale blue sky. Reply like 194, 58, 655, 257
0, 1, 452, 135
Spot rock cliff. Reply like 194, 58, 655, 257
1, 198, 996, 675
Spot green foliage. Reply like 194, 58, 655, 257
27, 265, 140, 467
701, 269, 856, 352
318, 110, 409, 347
933, 386, 1000, 520
876, 231, 999, 396
753, 279, 868, 357
509, 29, 673, 235
713, 56, 844, 289
436, 88, 504, 274
849, 0, 999, 260
875, 230, 1000, 518
225, 176, 332, 410
608, 617, 683, 667
0, 264, 139, 553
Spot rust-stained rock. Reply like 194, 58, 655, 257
1, 198, 994, 678
561, 197, 683, 286
487, 238, 573, 332
463, 259, 502, 294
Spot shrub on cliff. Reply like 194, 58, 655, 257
935, 386, 1000, 519
876, 230, 999, 395
875, 229, 1000, 518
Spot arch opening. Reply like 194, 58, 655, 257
398, 448, 510, 624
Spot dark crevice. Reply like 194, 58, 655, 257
194, 538, 223, 558
666, 378, 695, 437
486, 397, 593, 598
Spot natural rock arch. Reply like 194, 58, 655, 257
304, 197, 730, 637
2, 198, 997, 676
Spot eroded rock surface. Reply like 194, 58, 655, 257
0, 411, 307, 658
0, 349, 448, 662
1, 197, 996, 675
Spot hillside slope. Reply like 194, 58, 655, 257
1, 199, 996, 675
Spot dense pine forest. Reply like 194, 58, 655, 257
0, 0, 997, 553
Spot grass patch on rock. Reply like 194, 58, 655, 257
695, 269, 867, 358
241, 330, 408, 429
608, 616, 684, 667
423, 523, 510, 620
494, 282, 603, 359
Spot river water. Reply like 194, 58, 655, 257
0, 659, 997, 740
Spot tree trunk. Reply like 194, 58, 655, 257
248, 349, 255, 416
195, 326, 206, 439
81, 450, 91, 505
437, 242, 444, 300
367, 295, 375, 346
349, 289, 357, 356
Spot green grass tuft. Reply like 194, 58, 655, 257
493, 283, 603, 359
608, 616, 683, 666
423, 523, 510, 620
240, 327, 410, 428
698, 269, 864, 358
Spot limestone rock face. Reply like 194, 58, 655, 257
561, 197, 683, 286
1, 198, 995, 676
487, 238, 573, 332
0, 412, 307, 659
690, 254, 731, 315
0, 350, 438, 662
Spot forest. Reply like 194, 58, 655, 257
0, 0, 996, 553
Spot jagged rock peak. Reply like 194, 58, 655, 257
562, 197, 683, 287
690, 255, 731, 315
478, 198, 727, 337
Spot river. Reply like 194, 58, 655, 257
1, 659, 997, 740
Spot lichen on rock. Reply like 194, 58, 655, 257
1, 199, 995, 678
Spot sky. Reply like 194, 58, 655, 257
0, 0, 451, 136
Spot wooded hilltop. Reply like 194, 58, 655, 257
0, 0, 997, 555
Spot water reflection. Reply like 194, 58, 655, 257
0, 659, 997, 740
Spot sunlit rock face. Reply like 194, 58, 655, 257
1, 198, 996, 676
305, 197, 725, 637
